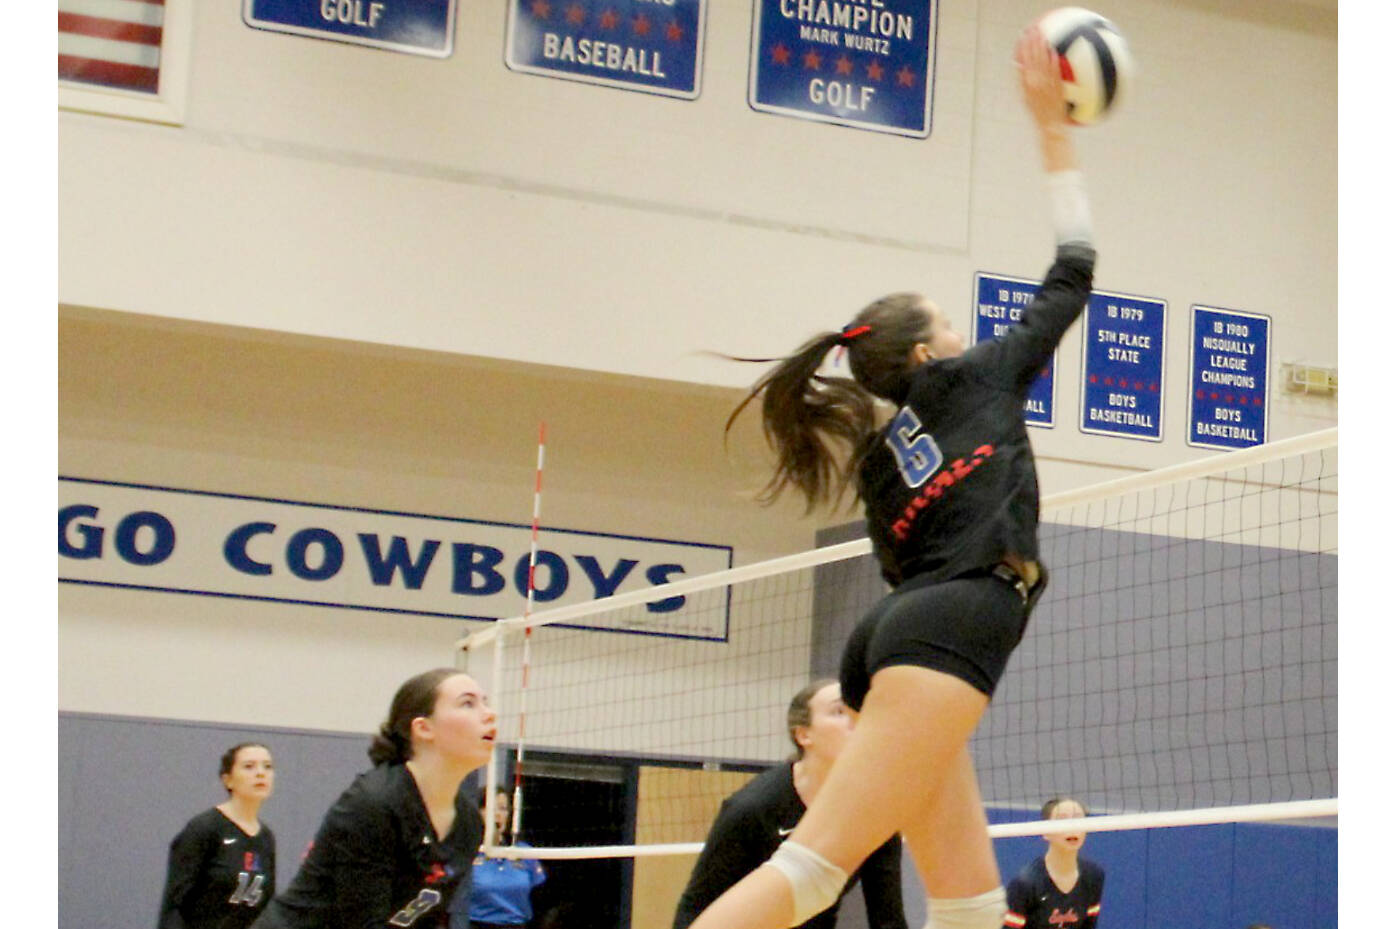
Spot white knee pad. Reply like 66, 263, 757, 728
766, 840, 849, 924
924, 886, 1007, 929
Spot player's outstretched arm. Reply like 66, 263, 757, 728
967, 25, 1094, 391
1015, 26, 1076, 174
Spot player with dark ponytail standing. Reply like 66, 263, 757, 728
159, 742, 277, 929
252, 669, 497, 929
689, 29, 1095, 929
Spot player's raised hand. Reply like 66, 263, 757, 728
1015, 26, 1067, 131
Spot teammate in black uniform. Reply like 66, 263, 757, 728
159, 742, 277, 929
673, 680, 906, 929
252, 669, 497, 929
1003, 798, 1104, 929
690, 29, 1095, 929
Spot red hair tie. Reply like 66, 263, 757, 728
837, 324, 872, 345
833, 324, 872, 364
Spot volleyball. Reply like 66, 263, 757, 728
1036, 7, 1133, 125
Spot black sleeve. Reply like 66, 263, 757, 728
1003, 872, 1033, 928
263, 828, 278, 912
323, 793, 399, 929
1084, 865, 1104, 929
157, 818, 208, 929
967, 244, 1096, 393
672, 799, 768, 929
857, 834, 908, 929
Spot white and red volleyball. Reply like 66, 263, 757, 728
1036, 7, 1133, 125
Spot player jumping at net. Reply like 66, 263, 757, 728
697, 28, 1095, 929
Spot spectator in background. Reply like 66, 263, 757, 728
450, 788, 546, 929
158, 742, 277, 929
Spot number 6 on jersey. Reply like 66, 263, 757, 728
885, 407, 943, 488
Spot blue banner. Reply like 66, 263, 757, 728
1188, 305, 1270, 450
505, 0, 707, 99
748, 0, 938, 137
1080, 290, 1167, 441
973, 273, 1055, 427
243, 0, 457, 57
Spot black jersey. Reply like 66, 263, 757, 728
252, 765, 482, 929
158, 807, 277, 929
672, 764, 906, 929
1003, 856, 1104, 929
858, 245, 1095, 587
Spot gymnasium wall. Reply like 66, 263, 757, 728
58, 310, 818, 734
58, 0, 1338, 731
57, 712, 396, 929
58, 0, 1338, 479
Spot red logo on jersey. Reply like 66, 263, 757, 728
1048, 908, 1080, 926
890, 444, 995, 541
423, 863, 448, 885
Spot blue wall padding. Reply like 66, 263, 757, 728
987, 807, 1335, 928
1145, 824, 1234, 928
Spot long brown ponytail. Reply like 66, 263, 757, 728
726, 293, 935, 512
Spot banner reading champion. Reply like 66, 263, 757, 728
1188, 305, 1270, 450
506, 0, 707, 99
749, 0, 939, 137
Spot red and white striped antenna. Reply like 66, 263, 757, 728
512, 421, 546, 843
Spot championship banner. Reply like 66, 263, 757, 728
748, 0, 939, 137
973, 272, 1057, 428
1188, 305, 1270, 450
58, 478, 734, 641
1080, 289, 1167, 442
243, 0, 458, 57
505, 0, 707, 99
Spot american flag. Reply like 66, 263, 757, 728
58, 0, 165, 94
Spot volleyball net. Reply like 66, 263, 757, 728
457, 428, 1336, 859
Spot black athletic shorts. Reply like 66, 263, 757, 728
839, 568, 1033, 711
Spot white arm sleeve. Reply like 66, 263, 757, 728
1047, 169, 1094, 248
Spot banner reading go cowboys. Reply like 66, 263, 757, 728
58, 477, 733, 641
749, 0, 939, 137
